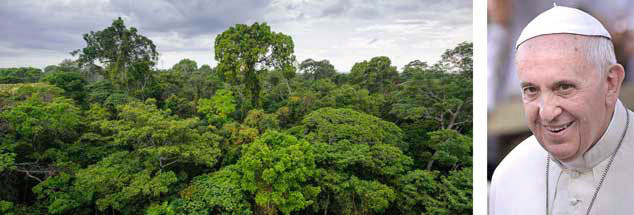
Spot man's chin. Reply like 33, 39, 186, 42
542, 141, 579, 161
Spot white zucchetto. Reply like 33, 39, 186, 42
516, 5, 611, 49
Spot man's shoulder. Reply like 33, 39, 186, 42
492, 135, 546, 182
489, 136, 547, 214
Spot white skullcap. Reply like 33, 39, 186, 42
516, 5, 611, 49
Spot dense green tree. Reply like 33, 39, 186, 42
0, 68, 43, 84
187, 64, 222, 101
0, 83, 64, 110
41, 71, 87, 105
393, 170, 441, 215
309, 139, 411, 214
291, 108, 404, 150
400, 60, 429, 81
424, 129, 472, 171
426, 168, 472, 215
33, 152, 180, 214
177, 131, 319, 215
243, 109, 280, 135
176, 165, 252, 215
390, 66, 471, 132
318, 84, 384, 116
348, 56, 399, 95
1, 96, 82, 163
72, 17, 158, 91
99, 100, 222, 168
299, 59, 337, 82
164, 95, 196, 118
437, 42, 473, 77
215, 22, 296, 108
171, 59, 198, 75
197, 89, 237, 127
0, 95, 83, 210
238, 131, 320, 215
84, 80, 115, 105
43, 60, 81, 75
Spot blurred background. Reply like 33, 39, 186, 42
487, 0, 634, 182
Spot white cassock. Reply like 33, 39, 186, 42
490, 100, 634, 215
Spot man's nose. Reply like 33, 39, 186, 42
538, 94, 562, 122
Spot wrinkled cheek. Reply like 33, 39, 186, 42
522, 102, 540, 131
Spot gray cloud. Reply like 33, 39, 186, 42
0, 0, 472, 71
321, 0, 352, 17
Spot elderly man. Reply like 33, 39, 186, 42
489, 5, 633, 215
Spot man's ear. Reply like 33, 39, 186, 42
605, 63, 625, 103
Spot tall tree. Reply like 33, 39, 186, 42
437, 42, 473, 77
214, 22, 296, 109
170, 59, 198, 75
72, 17, 158, 91
299, 59, 336, 82
349, 56, 399, 95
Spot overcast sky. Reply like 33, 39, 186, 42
0, 0, 472, 72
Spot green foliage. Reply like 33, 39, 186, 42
32, 172, 85, 214
292, 108, 404, 149
177, 165, 252, 215
146, 201, 176, 215
318, 84, 384, 116
0, 146, 16, 172
238, 131, 320, 215
72, 17, 158, 90
164, 95, 195, 118
438, 42, 473, 77
349, 56, 399, 95
425, 129, 472, 171
0, 83, 64, 109
171, 59, 198, 75
312, 169, 396, 215
215, 22, 296, 108
75, 152, 178, 213
310, 139, 411, 214
84, 80, 115, 105
99, 100, 221, 167
394, 170, 441, 214
243, 109, 280, 134
1, 96, 82, 152
0, 67, 43, 84
1, 19, 473, 214
178, 131, 319, 215
197, 89, 236, 126
391, 43, 472, 133
299, 59, 337, 81
426, 168, 473, 215
42, 71, 87, 105
0, 200, 16, 215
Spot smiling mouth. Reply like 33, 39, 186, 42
545, 121, 575, 133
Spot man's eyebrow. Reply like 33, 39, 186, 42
553, 80, 576, 87
520, 82, 535, 88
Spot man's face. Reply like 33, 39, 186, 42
516, 34, 612, 162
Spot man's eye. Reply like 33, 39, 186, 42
523, 87, 537, 95
557, 84, 574, 92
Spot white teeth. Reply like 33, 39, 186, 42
546, 122, 572, 133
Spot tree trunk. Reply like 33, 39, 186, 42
426, 159, 434, 171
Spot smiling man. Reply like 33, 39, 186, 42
489, 6, 633, 215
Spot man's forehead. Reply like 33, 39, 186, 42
518, 34, 589, 52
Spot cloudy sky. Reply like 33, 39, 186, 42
0, 0, 472, 72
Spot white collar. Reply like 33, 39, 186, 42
554, 100, 627, 170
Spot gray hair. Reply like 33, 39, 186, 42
582, 36, 617, 75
